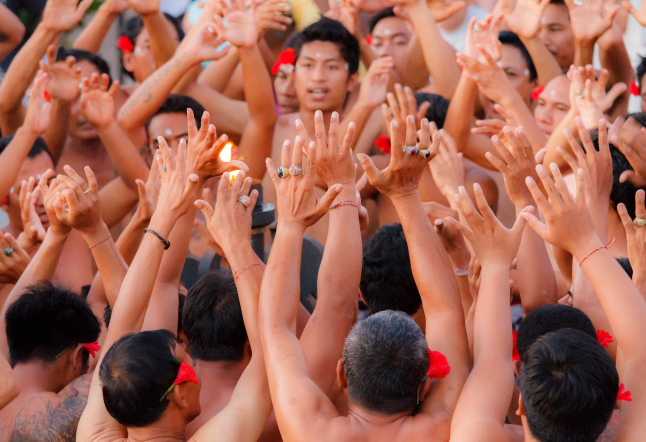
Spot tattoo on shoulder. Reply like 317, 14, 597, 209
9, 375, 92, 442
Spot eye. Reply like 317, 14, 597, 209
557, 105, 569, 112
328, 65, 339, 70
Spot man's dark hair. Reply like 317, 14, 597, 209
415, 93, 450, 129
369, 7, 396, 34
343, 310, 428, 414
56, 48, 112, 86
516, 305, 595, 363
100, 330, 181, 427
520, 329, 618, 442
498, 31, 537, 82
295, 17, 360, 76
616, 257, 633, 279
103, 294, 185, 334
0, 134, 53, 164
637, 56, 646, 90
148, 95, 206, 131
360, 224, 421, 315
119, 14, 185, 80
6, 281, 101, 367
182, 271, 248, 361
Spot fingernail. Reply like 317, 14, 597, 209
336, 184, 343, 192
536, 164, 545, 173
503, 126, 512, 133
454, 194, 460, 203
315, 110, 322, 118
525, 176, 534, 185
458, 186, 465, 193
550, 163, 559, 172
295, 135, 302, 143
492, 135, 499, 142
516, 126, 523, 133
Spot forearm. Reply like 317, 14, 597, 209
342, 101, 378, 150
197, 47, 240, 93
0, 126, 39, 198
500, 93, 547, 154
598, 36, 632, 117
116, 213, 149, 265
96, 121, 149, 190
142, 11, 180, 68
402, 36, 431, 91
519, 36, 561, 87
449, 250, 472, 316
358, 37, 377, 71
73, 6, 120, 52
42, 99, 71, 164
574, 40, 595, 67
445, 76, 479, 153
240, 45, 277, 128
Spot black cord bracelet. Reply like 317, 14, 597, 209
145, 228, 171, 250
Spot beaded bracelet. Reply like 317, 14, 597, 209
454, 267, 469, 276
579, 238, 615, 266
330, 200, 359, 210
234, 262, 260, 283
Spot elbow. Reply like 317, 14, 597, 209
0, 377, 20, 408
8, 23, 25, 47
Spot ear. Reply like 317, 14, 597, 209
346, 71, 360, 92
243, 340, 252, 361
529, 78, 539, 90
513, 359, 521, 377
336, 359, 347, 390
177, 330, 189, 353
417, 375, 432, 404
358, 291, 370, 311
171, 383, 190, 410
70, 345, 85, 371
1, 199, 8, 212
122, 52, 136, 74
517, 392, 526, 416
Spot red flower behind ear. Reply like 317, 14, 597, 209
596, 329, 614, 348
375, 135, 391, 154
116, 36, 134, 53
531, 85, 545, 101
43, 91, 51, 102
365, 34, 372, 45
512, 330, 520, 362
82, 342, 101, 358
427, 350, 450, 379
174, 361, 198, 386
630, 81, 640, 97
271, 48, 296, 75
617, 383, 632, 401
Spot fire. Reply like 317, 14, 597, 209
219, 142, 240, 182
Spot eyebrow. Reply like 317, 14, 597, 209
300, 56, 343, 63
373, 32, 410, 38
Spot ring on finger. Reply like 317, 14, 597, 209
418, 150, 431, 158
404, 145, 419, 156
237, 195, 250, 207
163, 164, 167, 172
634, 217, 646, 228
291, 165, 303, 176
277, 166, 290, 179
3, 247, 13, 257
83, 189, 90, 194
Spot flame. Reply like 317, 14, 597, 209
219, 142, 233, 162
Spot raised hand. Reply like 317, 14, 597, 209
445, 184, 529, 266
485, 127, 540, 207
266, 136, 342, 228
359, 115, 440, 199
472, 104, 517, 137
314, 111, 357, 188
464, 14, 503, 63
101, 0, 130, 14
611, 117, 646, 187
429, 129, 465, 202
622, 0, 646, 26
564, 0, 619, 44
80, 73, 120, 129
37, 170, 71, 236
381, 83, 431, 140
125, 0, 160, 15
502, 0, 550, 39
180, 21, 231, 62
457, 45, 511, 105
195, 171, 259, 254
213, 0, 259, 48
41, 0, 94, 32
357, 56, 392, 109
0, 234, 30, 284
17, 178, 46, 250
40, 45, 82, 102
617, 189, 646, 289
255, 0, 293, 33
186, 109, 249, 183
53, 165, 105, 237
133, 162, 160, 223
23, 71, 52, 137
427, 0, 466, 23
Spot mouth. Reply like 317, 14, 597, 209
307, 87, 329, 101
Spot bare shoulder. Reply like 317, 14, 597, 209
8, 374, 92, 442
399, 409, 453, 442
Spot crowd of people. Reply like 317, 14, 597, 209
0, 0, 645, 440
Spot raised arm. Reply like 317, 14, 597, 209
0, 351, 19, 410
74, 0, 128, 52
126, 0, 179, 67
0, 3, 25, 62
359, 115, 470, 422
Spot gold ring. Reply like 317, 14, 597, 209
634, 218, 646, 228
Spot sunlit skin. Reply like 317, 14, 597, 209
534, 74, 571, 136
147, 112, 190, 158
122, 25, 180, 84
274, 64, 299, 115
538, 3, 575, 70
69, 60, 102, 140
370, 16, 412, 81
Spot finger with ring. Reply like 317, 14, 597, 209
277, 166, 290, 179
163, 164, 167, 172
3, 247, 13, 257
634, 217, 646, 228
237, 195, 250, 207
418, 150, 431, 158
291, 165, 303, 176
404, 145, 419, 156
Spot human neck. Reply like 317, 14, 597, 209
13, 362, 68, 394
194, 359, 247, 384
126, 416, 187, 442
68, 135, 104, 153
347, 402, 413, 427
299, 107, 343, 135
521, 418, 539, 442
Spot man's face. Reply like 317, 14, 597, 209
294, 41, 356, 112
123, 27, 177, 84
534, 75, 571, 136
2, 152, 54, 230
69, 60, 101, 140
370, 17, 411, 80
500, 44, 536, 106
274, 64, 299, 115
539, 4, 575, 69
148, 113, 189, 160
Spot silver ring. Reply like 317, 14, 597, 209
277, 166, 290, 179
163, 164, 167, 172
3, 247, 13, 257
83, 189, 90, 194
418, 150, 431, 158
237, 195, 250, 207
578, 88, 586, 99
634, 217, 646, 228
474, 22, 485, 32
291, 165, 303, 176
404, 145, 419, 156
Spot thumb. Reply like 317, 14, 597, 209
620, 170, 634, 183
521, 211, 549, 241
357, 153, 381, 185
194, 199, 215, 220
316, 184, 344, 215
605, 82, 628, 110
511, 206, 531, 239
136, 179, 147, 200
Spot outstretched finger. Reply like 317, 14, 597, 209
187, 108, 198, 140
64, 165, 88, 191
521, 211, 550, 240
195, 199, 215, 220
473, 183, 497, 225
315, 184, 344, 218
328, 112, 340, 155
341, 122, 355, 156
443, 216, 474, 242
303, 141, 318, 188
525, 175, 552, 216
617, 203, 635, 237
266, 158, 281, 189
281, 140, 293, 169
636, 188, 646, 220
85, 166, 99, 195
556, 146, 579, 173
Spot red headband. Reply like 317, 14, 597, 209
596, 329, 614, 348
630, 81, 640, 97
160, 361, 198, 401
618, 383, 632, 401
375, 135, 391, 154
271, 48, 296, 76
531, 85, 545, 101
117, 36, 135, 53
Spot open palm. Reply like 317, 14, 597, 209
41, 0, 93, 31
221, 10, 258, 48
80, 74, 119, 128
502, 0, 549, 38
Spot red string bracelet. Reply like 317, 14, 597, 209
579, 238, 615, 266
234, 263, 260, 283
330, 200, 359, 210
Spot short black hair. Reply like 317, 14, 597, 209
498, 31, 537, 82
103, 293, 185, 334
343, 310, 428, 414
0, 134, 53, 164
616, 257, 633, 279
415, 93, 450, 129
6, 281, 101, 367
295, 17, 360, 76
148, 94, 206, 131
182, 271, 248, 361
520, 329, 618, 442
360, 224, 421, 315
637, 55, 646, 90
516, 305, 595, 363
56, 48, 112, 86
119, 14, 185, 80
368, 7, 396, 34
100, 330, 181, 427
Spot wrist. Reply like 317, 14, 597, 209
148, 211, 178, 239
80, 222, 110, 245
450, 249, 471, 268
139, 9, 163, 18
513, 198, 535, 213
390, 188, 421, 205
404, 0, 428, 15
36, 22, 62, 38
15, 125, 41, 143
95, 119, 117, 133
277, 220, 307, 236
570, 235, 604, 263
97, 4, 121, 18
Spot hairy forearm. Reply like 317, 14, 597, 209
97, 121, 149, 190
519, 36, 561, 87
142, 11, 180, 68
0, 127, 40, 198
42, 100, 71, 164
198, 47, 240, 93
73, 6, 120, 52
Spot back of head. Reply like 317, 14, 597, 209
182, 271, 248, 361
100, 330, 180, 427
414, 93, 450, 129
0, 134, 53, 163
56, 48, 112, 85
6, 281, 100, 367
368, 7, 396, 34
295, 17, 360, 75
520, 329, 618, 442
149, 94, 206, 130
343, 311, 428, 414
517, 305, 595, 363
361, 224, 421, 315
498, 31, 537, 82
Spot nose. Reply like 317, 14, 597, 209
536, 105, 552, 126
311, 64, 326, 82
